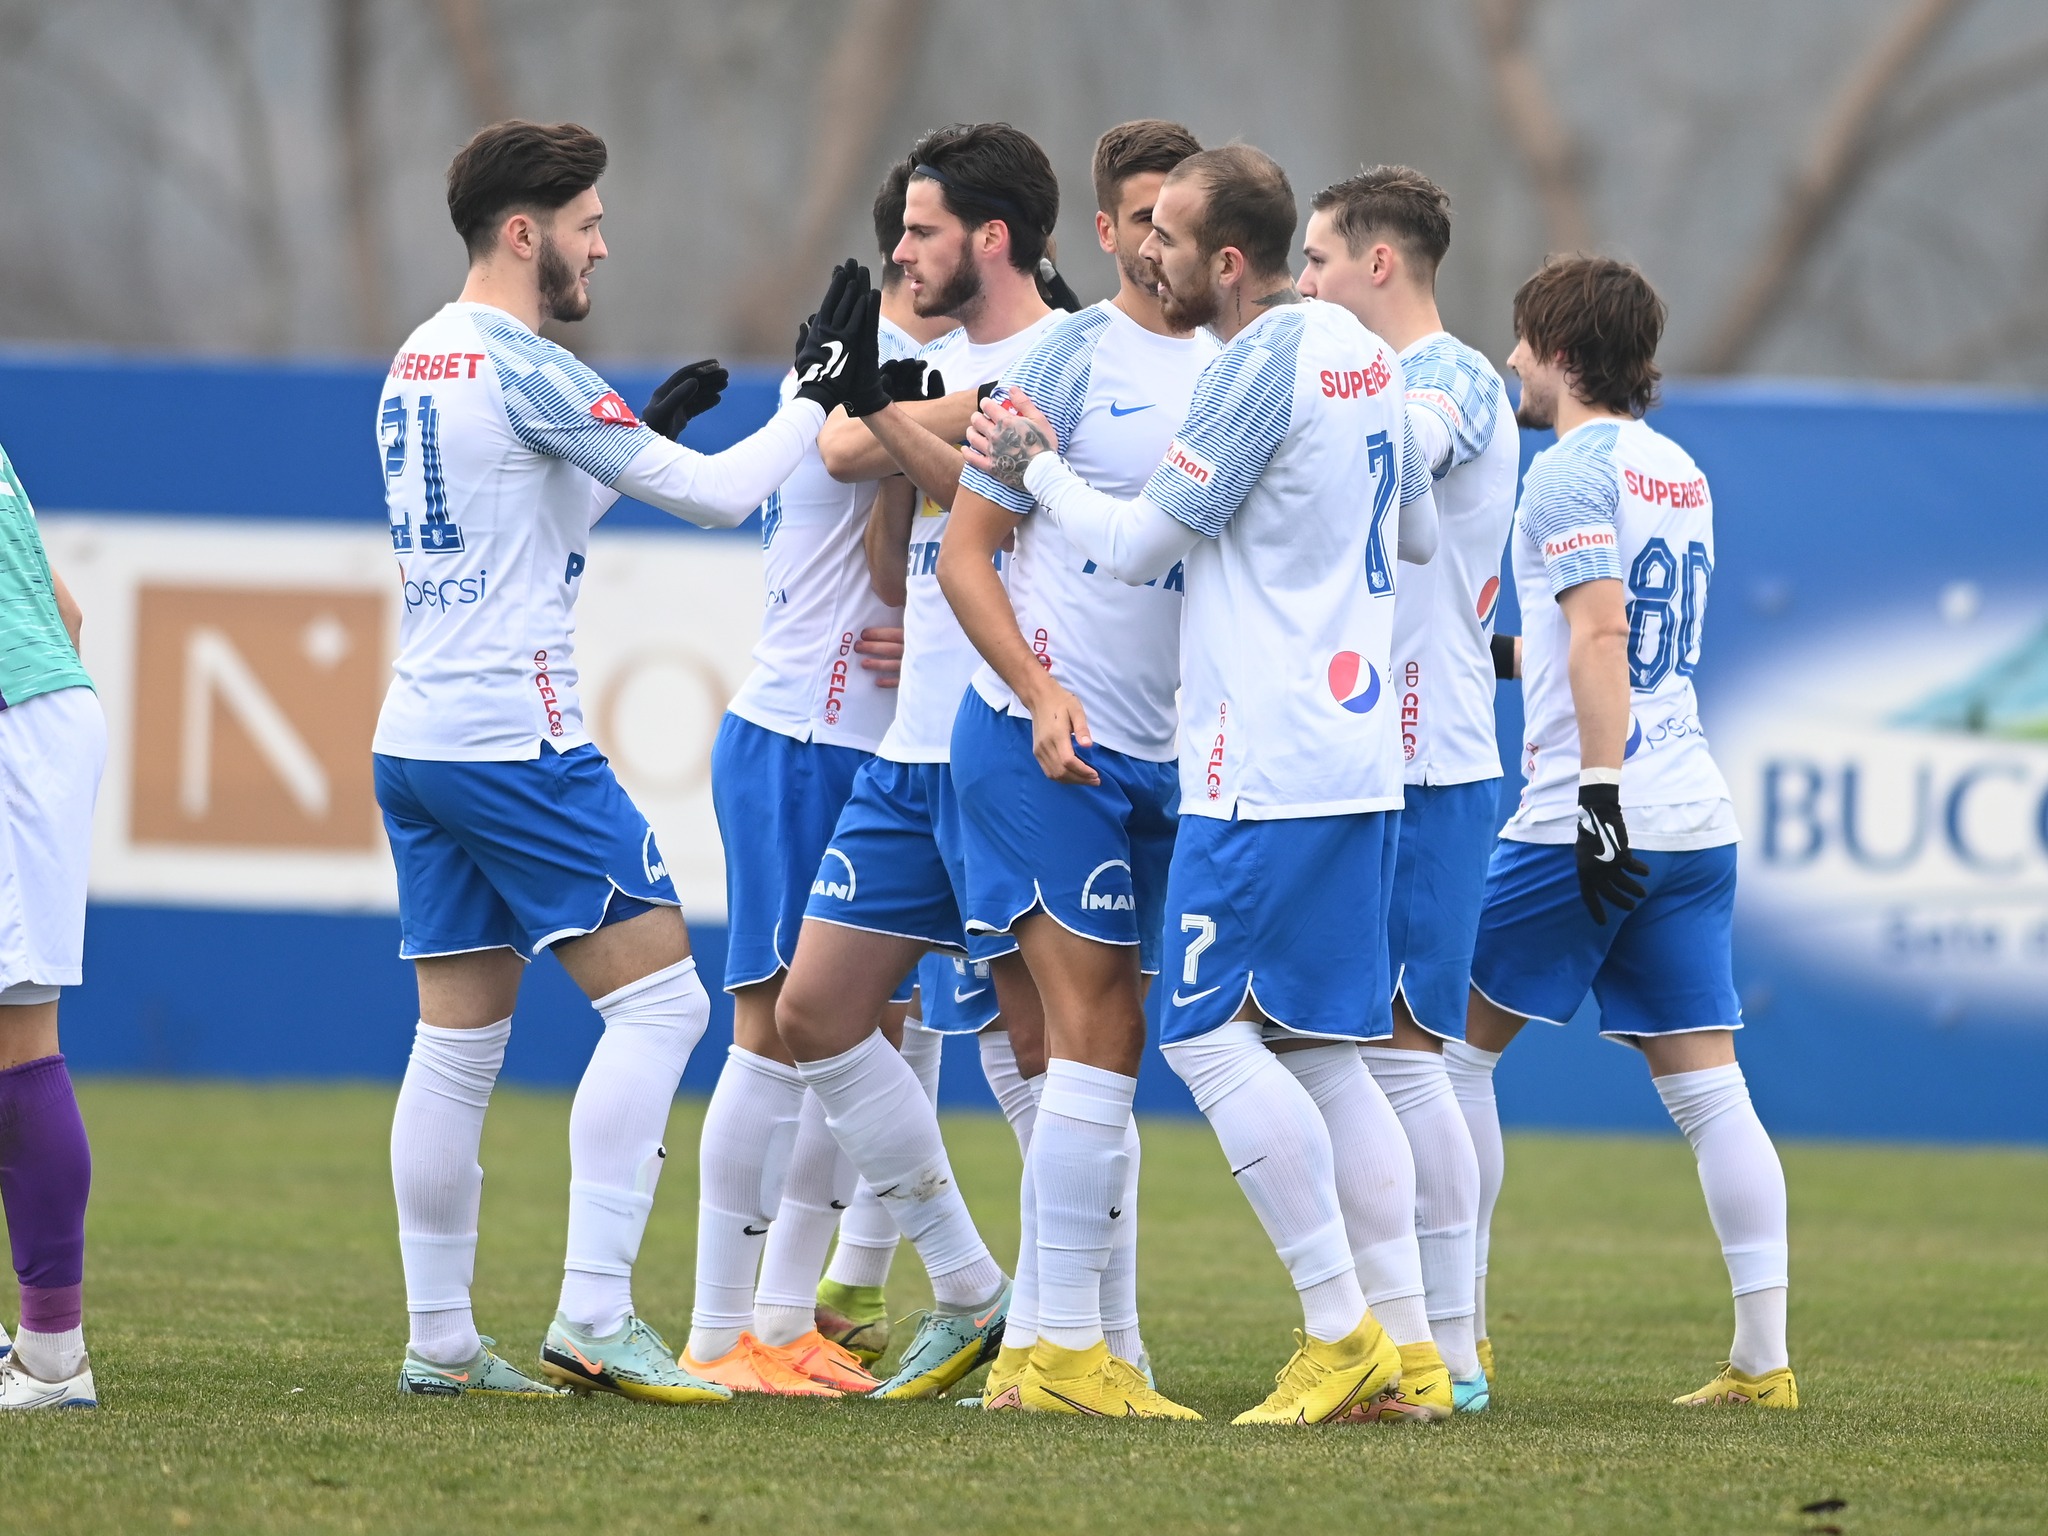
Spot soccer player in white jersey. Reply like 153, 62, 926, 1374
939, 120, 1211, 1419
1298, 166, 1519, 1414
0, 450, 102, 1412
683, 159, 961, 1397
374, 120, 881, 1402
967, 145, 1445, 1426
774, 122, 1069, 1400
1463, 256, 1797, 1409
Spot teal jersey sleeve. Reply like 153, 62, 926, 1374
0, 446, 92, 708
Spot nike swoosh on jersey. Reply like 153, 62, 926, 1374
1107, 401, 1155, 417
1171, 985, 1221, 1007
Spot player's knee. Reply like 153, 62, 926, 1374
595, 955, 709, 1072
1161, 1019, 1271, 1114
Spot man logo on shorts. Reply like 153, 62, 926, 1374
1079, 858, 1136, 912
641, 827, 668, 884
810, 848, 857, 902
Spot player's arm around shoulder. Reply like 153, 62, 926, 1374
817, 392, 978, 488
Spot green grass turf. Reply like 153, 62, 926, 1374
1, 1083, 2044, 1534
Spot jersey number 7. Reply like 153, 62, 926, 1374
1364, 430, 1395, 597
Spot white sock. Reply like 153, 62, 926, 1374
1655, 1063, 1790, 1376
1102, 1116, 1143, 1364
798, 1033, 1002, 1310
15, 1326, 86, 1382
1282, 1044, 1429, 1347
560, 959, 709, 1339
825, 1021, 945, 1289
685, 1043, 804, 1360
1001, 1134, 1040, 1352
1443, 1039, 1503, 1343
754, 1089, 854, 1346
1031, 1061, 1135, 1351
979, 1028, 1040, 1153
1362, 1045, 1481, 1377
1164, 1022, 1365, 1343
391, 1016, 509, 1365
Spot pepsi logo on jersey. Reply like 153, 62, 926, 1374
1319, 354, 1390, 400
1477, 575, 1501, 624
1327, 651, 1382, 715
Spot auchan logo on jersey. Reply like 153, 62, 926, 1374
1320, 353, 1391, 400
1542, 526, 1618, 562
1625, 469, 1709, 509
589, 391, 640, 426
1164, 439, 1217, 489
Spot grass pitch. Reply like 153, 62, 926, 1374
1, 1083, 2043, 1535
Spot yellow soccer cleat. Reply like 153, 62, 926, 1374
1673, 1362, 1799, 1409
1476, 1335, 1496, 1391
967, 1343, 1034, 1410
992, 1340, 1201, 1420
1231, 1314, 1402, 1427
815, 1280, 890, 1365
680, 1332, 844, 1397
1370, 1342, 1454, 1422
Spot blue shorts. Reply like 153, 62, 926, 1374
374, 744, 677, 960
1387, 779, 1501, 1042
950, 691, 1178, 974
1158, 809, 1399, 1047
1469, 839, 1743, 1038
712, 712, 875, 993
802, 756, 1014, 962
913, 950, 1001, 1035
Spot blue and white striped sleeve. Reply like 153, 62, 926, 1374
1519, 422, 1623, 594
959, 307, 1109, 514
1404, 338, 1501, 478
476, 314, 657, 486
1398, 412, 1433, 506
1141, 318, 1300, 537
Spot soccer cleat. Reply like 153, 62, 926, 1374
991, 1339, 1202, 1419
1673, 1362, 1799, 1409
1370, 1342, 1455, 1422
776, 1330, 881, 1392
1476, 1335, 1495, 1390
1451, 1375, 1491, 1413
957, 1342, 1032, 1410
398, 1338, 564, 1398
1231, 1314, 1402, 1427
868, 1281, 1010, 1400
680, 1332, 843, 1397
815, 1279, 890, 1365
539, 1314, 732, 1405
0, 1353, 97, 1411
0, 1321, 11, 1362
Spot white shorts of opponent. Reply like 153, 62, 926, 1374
0, 685, 106, 1003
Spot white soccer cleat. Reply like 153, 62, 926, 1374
0, 1352, 98, 1411
0, 1320, 12, 1362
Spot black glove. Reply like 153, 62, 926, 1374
840, 289, 891, 418
640, 359, 729, 441
976, 379, 1002, 406
793, 259, 875, 411
878, 357, 945, 403
1575, 781, 1648, 925
1037, 257, 1083, 313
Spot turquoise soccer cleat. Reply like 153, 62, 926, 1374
868, 1281, 1010, 1400
397, 1337, 564, 1398
1451, 1375, 1491, 1413
539, 1313, 732, 1405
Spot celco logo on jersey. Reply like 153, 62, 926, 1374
589, 391, 640, 426
1207, 701, 1229, 799
823, 631, 855, 726
1327, 651, 1382, 715
1477, 576, 1501, 625
1079, 859, 1136, 913
811, 848, 856, 902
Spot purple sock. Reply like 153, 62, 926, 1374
0, 1054, 92, 1333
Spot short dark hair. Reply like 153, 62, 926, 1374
907, 122, 1059, 274
1513, 255, 1666, 417
1167, 145, 1297, 280
1310, 165, 1452, 279
446, 120, 608, 260
1092, 119, 1203, 216
873, 156, 915, 286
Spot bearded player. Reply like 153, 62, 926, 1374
1298, 166, 1519, 1412
375, 119, 878, 1402
1462, 256, 1797, 1409
966, 145, 1445, 1426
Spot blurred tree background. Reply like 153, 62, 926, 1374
3, 0, 2044, 381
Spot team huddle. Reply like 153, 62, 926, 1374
0, 108, 1795, 1418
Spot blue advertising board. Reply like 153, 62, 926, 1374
3, 350, 2043, 1141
